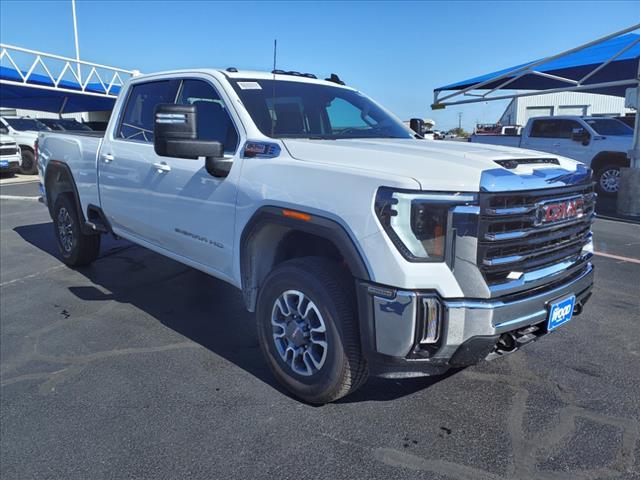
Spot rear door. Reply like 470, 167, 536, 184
145, 77, 242, 277
98, 79, 179, 243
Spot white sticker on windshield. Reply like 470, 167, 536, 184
237, 81, 262, 90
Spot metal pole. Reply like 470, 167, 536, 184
630, 62, 640, 169
71, 0, 81, 83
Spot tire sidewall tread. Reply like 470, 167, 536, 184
256, 257, 367, 404
52, 194, 100, 267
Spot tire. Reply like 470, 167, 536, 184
595, 164, 621, 196
256, 257, 368, 404
19, 149, 37, 175
52, 194, 101, 266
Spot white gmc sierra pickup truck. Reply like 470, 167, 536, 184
38, 69, 595, 403
470, 115, 634, 196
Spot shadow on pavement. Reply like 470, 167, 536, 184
14, 222, 454, 403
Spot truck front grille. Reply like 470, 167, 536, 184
478, 182, 595, 286
0, 146, 18, 156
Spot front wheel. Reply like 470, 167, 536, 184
256, 257, 368, 404
19, 149, 37, 175
595, 164, 620, 196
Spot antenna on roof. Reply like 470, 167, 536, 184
270, 39, 277, 137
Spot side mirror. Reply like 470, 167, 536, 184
409, 118, 425, 135
153, 104, 230, 177
571, 128, 590, 145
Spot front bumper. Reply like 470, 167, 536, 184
357, 262, 594, 378
0, 154, 22, 173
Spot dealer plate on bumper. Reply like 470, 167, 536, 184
547, 295, 576, 331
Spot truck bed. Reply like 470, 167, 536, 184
38, 130, 105, 214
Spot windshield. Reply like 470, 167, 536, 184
3, 118, 50, 131
230, 79, 412, 140
584, 118, 633, 136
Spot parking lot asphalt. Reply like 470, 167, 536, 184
1, 181, 639, 480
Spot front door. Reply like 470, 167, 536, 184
146, 78, 242, 278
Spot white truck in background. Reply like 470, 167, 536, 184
470, 115, 633, 195
37, 68, 595, 403
0, 116, 51, 175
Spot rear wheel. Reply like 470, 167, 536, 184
256, 257, 367, 404
52, 194, 101, 266
19, 149, 37, 175
595, 164, 620, 196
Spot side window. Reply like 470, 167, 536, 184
530, 120, 561, 138
557, 120, 582, 138
0, 123, 8, 134
176, 79, 239, 154
118, 80, 175, 142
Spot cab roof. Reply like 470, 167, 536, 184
219, 69, 353, 89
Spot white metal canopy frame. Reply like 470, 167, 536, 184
0, 43, 139, 102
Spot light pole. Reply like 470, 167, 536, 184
71, 0, 81, 83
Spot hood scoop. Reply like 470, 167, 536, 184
495, 158, 560, 169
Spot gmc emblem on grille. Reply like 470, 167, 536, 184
535, 196, 585, 225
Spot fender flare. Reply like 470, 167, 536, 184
239, 206, 372, 311
44, 160, 86, 225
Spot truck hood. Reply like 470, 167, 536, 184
282, 138, 582, 191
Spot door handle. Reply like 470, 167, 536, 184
102, 153, 114, 163
153, 162, 171, 173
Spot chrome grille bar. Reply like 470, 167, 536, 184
477, 182, 595, 287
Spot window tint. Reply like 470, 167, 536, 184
326, 98, 370, 129
230, 79, 411, 139
530, 119, 581, 138
584, 118, 633, 136
118, 81, 176, 142
175, 80, 238, 153
3, 118, 50, 131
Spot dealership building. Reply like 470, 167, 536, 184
498, 91, 634, 126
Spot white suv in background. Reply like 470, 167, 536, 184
0, 116, 51, 175
0, 133, 21, 174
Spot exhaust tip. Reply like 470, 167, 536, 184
497, 333, 517, 353
573, 303, 583, 316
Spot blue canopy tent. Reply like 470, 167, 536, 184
433, 26, 639, 106
0, 43, 134, 114
0, 66, 121, 113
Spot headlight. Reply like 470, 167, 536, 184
375, 187, 477, 262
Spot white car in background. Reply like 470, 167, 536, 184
0, 133, 21, 175
0, 116, 51, 175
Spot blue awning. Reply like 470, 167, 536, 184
0, 65, 121, 113
435, 33, 640, 97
